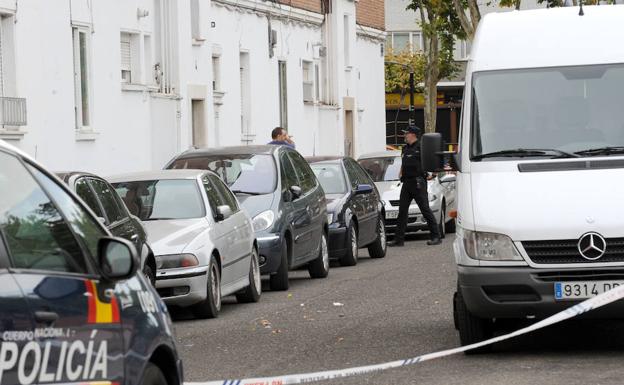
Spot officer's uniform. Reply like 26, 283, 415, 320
394, 129, 441, 244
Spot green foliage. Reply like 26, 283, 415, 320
384, 47, 425, 94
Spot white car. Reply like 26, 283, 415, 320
109, 169, 260, 319
358, 151, 457, 237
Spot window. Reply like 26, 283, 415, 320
144, 35, 153, 85
212, 56, 221, 91
392, 33, 409, 53
202, 175, 225, 217
302, 60, 314, 103
343, 15, 351, 67
190, 0, 202, 41
0, 14, 16, 98
279, 151, 299, 192
314, 63, 320, 102
287, 151, 317, 193
153, 0, 177, 94
240, 52, 250, 136
310, 163, 347, 194
387, 32, 422, 53
72, 25, 91, 129
358, 157, 402, 182
75, 178, 104, 219
89, 178, 126, 224
0, 151, 93, 273
278, 61, 288, 128
208, 174, 239, 213
120, 32, 141, 84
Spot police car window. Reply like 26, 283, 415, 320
0, 152, 90, 273
75, 177, 104, 219
89, 178, 126, 224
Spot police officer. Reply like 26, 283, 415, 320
389, 126, 442, 247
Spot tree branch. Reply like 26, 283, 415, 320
452, 0, 474, 40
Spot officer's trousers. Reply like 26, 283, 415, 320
395, 178, 441, 241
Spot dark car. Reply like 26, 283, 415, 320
57, 172, 157, 286
0, 140, 182, 385
307, 157, 387, 266
165, 145, 329, 291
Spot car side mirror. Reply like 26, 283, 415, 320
215, 205, 233, 221
97, 217, 107, 225
355, 184, 374, 195
290, 186, 303, 200
98, 237, 138, 281
439, 174, 456, 184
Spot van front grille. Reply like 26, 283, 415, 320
523, 238, 624, 264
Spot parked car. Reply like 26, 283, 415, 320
109, 170, 260, 319
358, 151, 457, 237
0, 140, 183, 385
57, 171, 157, 286
165, 145, 329, 291
307, 156, 387, 266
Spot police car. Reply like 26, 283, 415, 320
0, 140, 183, 385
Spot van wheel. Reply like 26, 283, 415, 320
269, 239, 289, 291
309, 232, 330, 278
192, 255, 221, 319
339, 221, 358, 266
368, 216, 387, 259
236, 247, 262, 303
141, 363, 168, 385
454, 288, 493, 354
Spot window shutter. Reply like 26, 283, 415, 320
120, 35, 131, 71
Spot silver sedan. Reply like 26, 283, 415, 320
109, 169, 261, 319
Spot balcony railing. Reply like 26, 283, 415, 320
0, 97, 27, 127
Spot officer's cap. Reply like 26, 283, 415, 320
403, 126, 422, 136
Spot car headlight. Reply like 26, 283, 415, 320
253, 210, 275, 232
156, 254, 199, 269
428, 193, 438, 202
461, 229, 523, 261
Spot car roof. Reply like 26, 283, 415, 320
358, 151, 401, 160
175, 145, 280, 159
107, 169, 208, 183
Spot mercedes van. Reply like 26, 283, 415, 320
421, 5, 624, 349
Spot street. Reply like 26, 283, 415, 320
173, 234, 624, 385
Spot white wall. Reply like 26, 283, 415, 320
2, 0, 386, 176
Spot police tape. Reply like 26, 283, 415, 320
187, 284, 624, 385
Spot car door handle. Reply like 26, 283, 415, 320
131, 234, 139, 240
34, 311, 59, 324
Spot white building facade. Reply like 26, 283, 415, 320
0, 0, 386, 174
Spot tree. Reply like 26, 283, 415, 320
407, 0, 464, 133
452, 0, 482, 39
384, 47, 425, 98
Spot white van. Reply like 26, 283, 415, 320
421, 5, 624, 349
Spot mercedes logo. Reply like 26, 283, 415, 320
577, 232, 607, 261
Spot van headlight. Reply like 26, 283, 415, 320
253, 210, 275, 232
156, 254, 199, 269
461, 229, 523, 261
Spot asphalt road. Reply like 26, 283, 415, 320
173, 234, 624, 385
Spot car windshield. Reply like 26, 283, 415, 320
358, 156, 401, 182
310, 163, 347, 194
169, 154, 276, 194
112, 179, 205, 220
471, 64, 624, 159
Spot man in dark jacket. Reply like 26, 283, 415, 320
268, 127, 296, 149
389, 126, 442, 247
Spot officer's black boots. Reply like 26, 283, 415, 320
427, 237, 442, 246
388, 239, 404, 247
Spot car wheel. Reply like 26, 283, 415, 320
269, 239, 289, 291
192, 255, 221, 319
308, 232, 329, 278
339, 221, 358, 266
142, 262, 156, 287
438, 204, 446, 239
140, 363, 168, 385
455, 287, 493, 354
368, 216, 387, 259
236, 247, 262, 303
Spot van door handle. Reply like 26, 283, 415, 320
34, 311, 59, 324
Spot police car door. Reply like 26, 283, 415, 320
0, 151, 124, 385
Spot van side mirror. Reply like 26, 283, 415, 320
421, 133, 444, 172
98, 237, 138, 281
215, 205, 233, 221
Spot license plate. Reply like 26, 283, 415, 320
554, 281, 624, 300
386, 211, 398, 219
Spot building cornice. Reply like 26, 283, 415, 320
356, 24, 386, 43
212, 0, 325, 28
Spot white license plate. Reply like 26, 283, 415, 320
554, 281, 624, 300
386, 211, 398, 219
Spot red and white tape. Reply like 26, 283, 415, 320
187, 284, 624, 385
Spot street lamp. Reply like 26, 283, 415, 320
384, 61, 416, 127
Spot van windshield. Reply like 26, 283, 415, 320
471, 64, 624, 159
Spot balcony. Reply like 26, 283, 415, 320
0, 97, 27, 127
